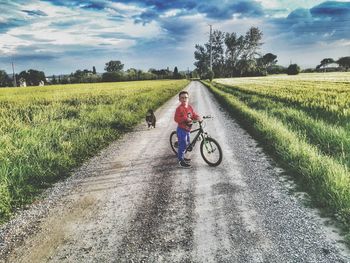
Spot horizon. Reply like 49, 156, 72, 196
0, 0, 349, 75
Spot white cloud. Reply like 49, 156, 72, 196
0, 0, 161, 56
109, 2, 145, 14
160, 9, 182, 18
0, 34, 32, 55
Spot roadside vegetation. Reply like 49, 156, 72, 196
0, 79, 189, 223
202, 72, 350, 242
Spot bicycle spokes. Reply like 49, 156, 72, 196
204, 139, 216, 153
200, 137, 222, 166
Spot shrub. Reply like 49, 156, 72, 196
287, 64, 300, 75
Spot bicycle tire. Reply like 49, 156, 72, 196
170, 131, 178, 155
200, 137, 222, 166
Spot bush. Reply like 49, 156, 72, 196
287, 64, 300, 75
201, 70, 214, 81
102, 72, 125, 82
267, 65, 286, 74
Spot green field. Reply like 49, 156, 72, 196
0, 79, 189, 222
204, 72, 350, 241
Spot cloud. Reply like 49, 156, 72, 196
133, 10, 159, 24
80, 1, 107, 11
310, 1, 350, 18
268, 1, 350, 46
0, 0, 349, 74
50, 20, 85, 29
0, 18, 28, 34
286, 8, 312, 20
21, 9, 48, 16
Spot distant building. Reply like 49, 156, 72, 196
19, 78, 26, 87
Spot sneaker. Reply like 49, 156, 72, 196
179, 160, 191, 168
184, 157, 191, 162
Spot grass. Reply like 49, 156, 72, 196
0, 79, 189, 223
202, 72, 350, 242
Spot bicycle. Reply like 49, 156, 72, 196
170, 116, 223, 167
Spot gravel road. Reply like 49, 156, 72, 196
1, 81, 349, 263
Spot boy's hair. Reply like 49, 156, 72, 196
179, 91, 189, 98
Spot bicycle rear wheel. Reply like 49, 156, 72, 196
200, 137, 222, 166
170, 131, 178, 155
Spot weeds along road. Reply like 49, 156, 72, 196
1, 81, 350, 262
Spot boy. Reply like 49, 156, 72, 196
174, 91, 202, 168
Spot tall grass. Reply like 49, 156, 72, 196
0, 80, 189, 222
203, 73, 350, 240
212, 83, 350, 168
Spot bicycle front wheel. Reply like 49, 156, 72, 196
200, 137, 222, 166
170, 131, 178, 155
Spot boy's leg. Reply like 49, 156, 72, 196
184, 131, 191, 161
186, 132, 190, 145
177, 127, 187, 161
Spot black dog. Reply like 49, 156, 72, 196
146, 109, 156, 128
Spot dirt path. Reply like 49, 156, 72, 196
1, 81, 350, 262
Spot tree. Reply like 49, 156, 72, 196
194, 27, 265, 77
149, 68, 172, 79
317, 58, 335, 72
237, 59, 257, 76
224, 33, 244, 77
102, 72, 124, 82
0, 70, 11, 87
261, 53, 277, 67
267, 65, 286, 74
287, 64, 300, 75
209, 30, 225, 78
92, 66, 96, 74
125, 68, 137, 80
18, 69, 46, 86
173, 66, 180, 79
256, 53, 278, 75
337, 56, 350, 71
242, 27, 263, 60
194, 44, 210, 78
51, 75, 57, 84
104, 60, 124, 72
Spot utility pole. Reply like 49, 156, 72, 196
11, 58, 17, 87
209, 24, 213, 71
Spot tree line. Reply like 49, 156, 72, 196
193, 27, 350, 79
0, 61, 187, 87
314, 57, 350, 72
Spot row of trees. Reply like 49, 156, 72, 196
315, 57, 350, 72
194, 27, 350, 79
194, 27, 276, 79
0, 61, 187, 87
100, 61, 185, 82
0, 69, 46, 87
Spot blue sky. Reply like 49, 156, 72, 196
0, 0, 349, 75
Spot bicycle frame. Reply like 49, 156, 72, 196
185, 122, 206, 153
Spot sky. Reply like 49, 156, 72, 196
0, 0, 349, 75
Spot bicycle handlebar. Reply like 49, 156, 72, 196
202, 115, 213, 119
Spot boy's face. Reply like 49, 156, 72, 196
179, 93, 189, 106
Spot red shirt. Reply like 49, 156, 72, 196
174, 104, 200, 131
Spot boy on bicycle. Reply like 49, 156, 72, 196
174, 91, 202, 168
